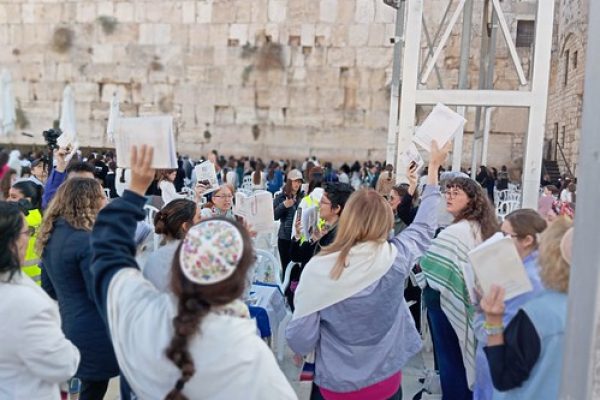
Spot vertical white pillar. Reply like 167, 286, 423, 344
395, 0, 423, 183
520, 1, 554, 208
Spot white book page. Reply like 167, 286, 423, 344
301, 206, 319, 239
115, 116, 177, 169
233, 191, 274, 233
468, 234, 533, 301
413, 103, 466, 152
194, 161, 220, 194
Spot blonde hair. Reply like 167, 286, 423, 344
538, 217, 573, 293
37, 178, 104, 254
320, 189, 393, 280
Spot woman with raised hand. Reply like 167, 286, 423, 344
473, 209, 547, 400
481, 217, 573, 399
37, 178, 119, 399
286, 141, 449, 400
0, 201, 80, 398
200, 184, 235, 220
419, 176, 500, 400
89, 145, 296, 400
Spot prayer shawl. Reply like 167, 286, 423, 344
420, 219, 482, 389
293, 241, 398, 319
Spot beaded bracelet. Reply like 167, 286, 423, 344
483, 321, 504, 336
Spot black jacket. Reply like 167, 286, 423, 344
273, 191, 304, 240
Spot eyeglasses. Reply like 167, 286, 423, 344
502, 231, 519, 238
444, 190, 463, 199
320, 200, 332, 207
21, 226, 35, 237
213, 194, 233, 199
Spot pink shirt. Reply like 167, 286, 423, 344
319, 372, 402, 400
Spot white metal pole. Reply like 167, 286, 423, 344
395, 0, 423, 183
560, 0, 600, 397
481, 107, 493, 165
452, 0, 474, 172
385, 1, 406, 165
520, 1, 554, 208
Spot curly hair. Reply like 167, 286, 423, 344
36, 178, 104, 254
164, 218, 255, 400
538, 217, 572, 293
446, 177, 499, 240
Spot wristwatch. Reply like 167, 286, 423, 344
483, 321, 504, 336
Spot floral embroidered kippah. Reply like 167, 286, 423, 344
179, 219, 244, 285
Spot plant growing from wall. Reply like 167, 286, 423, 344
51, 27, 74, 53
256, 42, 285, 71
252, 124, 261, 141
158, 95, 174, 113
203, 124, 212, 142
97, 16, 118, 35
15, 100, 29, 129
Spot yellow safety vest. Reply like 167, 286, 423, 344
22, 209, 42, 285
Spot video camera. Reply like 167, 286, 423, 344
42, 128, 62, 151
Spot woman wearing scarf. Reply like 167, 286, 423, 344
420, 177, 499, 400
89, 146, 295, 400
472, 209, 547, 400
286, 141, 449, 400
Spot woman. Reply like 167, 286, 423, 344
37, 178, 119, 399
266, 162, 284, 194
286, 141, 448, 400
274, 169, 304, 272
251, 162, 266, 191
158, 169, 185, 206
7, 180, 43, 284
142, 199, 201, 292
0, 201, 80, 398
88, 145, 296, 399
481, 217, 573, 399
376, 164, 395, 198
389, 164, 419, 235
30, 158, 47, 186
538, 185, 559, 221
288, 182, 355, 307
473, 209, 547, 400
201, 184, 235, 219
420, 176, 499, 400
0, 168, 17, 200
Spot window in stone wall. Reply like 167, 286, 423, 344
564, 49, 570, 85
573, 50, 578, 69
516, 20, 535, 48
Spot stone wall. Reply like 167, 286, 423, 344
0, 0, 540, 166
545, 0, 588, 176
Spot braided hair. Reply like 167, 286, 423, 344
164, 218, 255, 399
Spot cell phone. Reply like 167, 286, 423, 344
296, 208, 303, 222
198, 180, 210, 186
409, 161, 417, 170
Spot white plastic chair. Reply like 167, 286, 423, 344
253, 249, 282, 285
180, 187, 195, 201
242, 175, 253, 192
497, 200, 520, 221
143, 204, 159, 226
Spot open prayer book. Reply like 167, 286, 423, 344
398, 143, 425, 172
233, 191, 274, 234
194, 161, 220, 194
413, 103, 466, 152
467, 233, 533, 302
115, 116, 177, 169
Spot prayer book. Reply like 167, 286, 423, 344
115, 116, 177, 169
399, 143, 425, 172
467, 233, 533, 302
233, 190, 274, 234
194, 161, 220, 194
413, 103, 466, 152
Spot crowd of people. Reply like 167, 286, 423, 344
0, 143, 577, 400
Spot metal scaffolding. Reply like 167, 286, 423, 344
387, 0, 555, 208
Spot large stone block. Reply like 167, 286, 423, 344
326, 47, 355, 67
356, 47, 392, 68
355, 0, 375, 23
115, 2, 134, 22
139, 24, 172, 45
209, 24, 228, 47
91, 44, 113, 64
72, 82, 99, 103
301, 24, 316, 46
320, 0, 338, 23
197, 1, 213, 23
212, 0, 236, 23
182, 1, 196, 24
348, 24, 369, 47
229, 23, 249, 44
374, 0, 395, 23
330, 24, 348, 47
76, 2, 96, 23
97, 2, 114, 16
336, 0, 355, 23
268, 0, 286, 23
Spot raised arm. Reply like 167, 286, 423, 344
90, 145, 155, 320
390, 140, 450, 273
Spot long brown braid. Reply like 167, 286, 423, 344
164, 218, 255, 400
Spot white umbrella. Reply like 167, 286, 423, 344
106, 91, 120, 143
0, 69, 16, 136
58, 84, 77, 148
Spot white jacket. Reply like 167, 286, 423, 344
0, 272, 80, 400
107, 269, 297, 400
